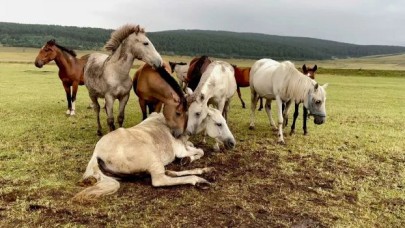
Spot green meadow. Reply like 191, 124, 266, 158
0, 48, 404, 227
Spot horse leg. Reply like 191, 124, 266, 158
165, 167, 214, 177
175, 144, 205, 165
70, 81, 79, 116
283, 100, 292, 128
151, 171, 210, 188
290, 103, 300, 135
117, 94, 130, 128
105, 95, 115, 132
63, 83, 72, 115
139, 99, 147, 120
303, 106, 308, 135
90, 96, 102, 136
264, 99, 277, 130
258, 97, 264, 111
237, 86, 245, 109
249, 90, 259, 130
275, 96, 285, 144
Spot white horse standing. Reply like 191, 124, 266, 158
169, 61, 189, 90
84, 24, 163, 135
73, 108, 235, 200
249, 58, 328, 144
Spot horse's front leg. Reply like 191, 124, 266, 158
290, 103, 300, 135
105, 95, 115, 132
63, 83, 72, 115
275, 96, 285, 144
175, 144, 205, 165
303, 106, 308, 135
70, 81, 79, 116
90, 96, 102, 136
117, 94, 130, 128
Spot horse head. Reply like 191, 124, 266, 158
185, 88, 210, 135
302, 64, 318, 79
34, 39, 58, 68
306, 83, 328, 125
203, 107, 236, 149
163, 94, 188, 138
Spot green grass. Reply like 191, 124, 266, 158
1, 54, 405, 227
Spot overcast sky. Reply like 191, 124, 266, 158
1, 0, 404, 46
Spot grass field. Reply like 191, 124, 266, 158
1, 48, 405, 227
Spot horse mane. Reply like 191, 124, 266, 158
47, 39, 77, 57
188, 55, 209, 91
155, 66, 187, 107
104, 24, 145, 52
281, 61, 316, 102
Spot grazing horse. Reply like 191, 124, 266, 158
186, 61, 237, 151
185, 56, 212, 91
133, 62, 188, 137
84, 24, 162, 135
72, 109, 235, 200
290, 64, 318, 135
249, 59, 327, 144
169, 61, 189, 90
34, 39, 89, 115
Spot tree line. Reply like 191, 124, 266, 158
1, 22, 405, 60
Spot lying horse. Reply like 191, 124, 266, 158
84, 24, 162, 135
73, 108, 235, 200
169, 61, 189, 90
34, 39, 89, 115
249, 58, 327, 144
133, 62, 188, 137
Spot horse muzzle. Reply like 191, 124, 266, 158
224, 138, 236, 150
313, 115, 326, 125
171, 128, 184, 139
34, 60, 43, 68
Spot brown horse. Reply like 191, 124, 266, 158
290, 64, 318, 135
34, 39, 89, 115
133, 62, 188, 137
232, 65, 265, 110
185, 55, 212, 91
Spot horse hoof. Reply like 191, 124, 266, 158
70, 111, 76, 116
290, 130, 295, 136
97, 130, 103, 136
277, 139, 286, 145
196, 181, 211, 190
180, 157, 191, 166
202, 167, 215, 174
303, 132, 308, 136
249, 126, 255, 130
66, 110, 71, 115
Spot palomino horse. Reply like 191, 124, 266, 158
73, 109, 235, 200
185, 56, 212, 91
133, 62, 188, 137
290, 64, 318, 135
84, 24, 162, 135
169, 61, 189, 90
249, 59, 327, 144
186, 61, 237, 151
34, 39, 89, 115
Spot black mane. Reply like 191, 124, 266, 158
188, 55, 209, 91
155, 66, 186, 102
47, 39, 77, 57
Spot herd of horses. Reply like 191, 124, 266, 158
33, 24, 327, 200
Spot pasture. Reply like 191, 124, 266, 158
1, 49, 405, 227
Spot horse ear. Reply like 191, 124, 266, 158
322, 83, 328, 90
314, 83, 319, 91
302, 64, 307, 72
313, 65, 318, 72
48, 39, 56, 45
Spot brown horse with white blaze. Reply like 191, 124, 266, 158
34, 39, 89, 115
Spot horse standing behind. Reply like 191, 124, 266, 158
169, 61, 189, 90
34, 39, 89, 115
84, 24, 162, 135
249, 59, 327, 144
185, 56, 212, 91
133, 62, 188, 138
72, 108, 235, 200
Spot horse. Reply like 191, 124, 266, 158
72, 108, 235, 200
84, 24, 163, 136
185, 55, 212, 91
186, 61, 237, 151
290, 64, 318, 135
169, 61, 189, 90
249, 59, 327, 144
132, 62, 188, 137
34, 39, 89, 115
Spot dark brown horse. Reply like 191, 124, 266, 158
232, 65, 264, 110
185, 55, 212, 91
34, 39, 89, 115
290, 64, 318, 135
133, 62, 188, 138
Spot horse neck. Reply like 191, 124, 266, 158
107, 44, 136, 76
53, 49, 74, 73
284, 70, 315, 104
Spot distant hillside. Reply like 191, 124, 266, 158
1, 22, 405, 60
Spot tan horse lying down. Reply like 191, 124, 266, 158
73, 108, 235, 200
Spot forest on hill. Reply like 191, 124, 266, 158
1, 22, 405, 60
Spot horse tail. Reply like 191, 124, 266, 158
72, 155, 120, 202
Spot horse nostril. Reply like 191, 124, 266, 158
186, 130, 192, 136
227, 139, 236, 149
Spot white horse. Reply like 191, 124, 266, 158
84, 24, 163, 135
249, 58, 328, 144
169, 61, 189, 90
73, 108, 235, 200
186, 61, 237, 150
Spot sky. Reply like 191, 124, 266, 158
1, 0, 404, 46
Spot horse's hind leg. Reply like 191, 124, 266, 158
90, 96, 102, 136
264, 99, 277, 130
105, 95, 116, 132
258, 97, 264, 111
237, 86, 245, 109
117, 94, 130, 128
151, 172, 210, 188
165, 167, 214, 177
249, 89, 259, 129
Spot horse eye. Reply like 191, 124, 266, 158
176, 112, 181, 116
143, 42, 149, 46
315, 100, 321, 105
216, 123, 222, 127
195, 112, 201, 117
